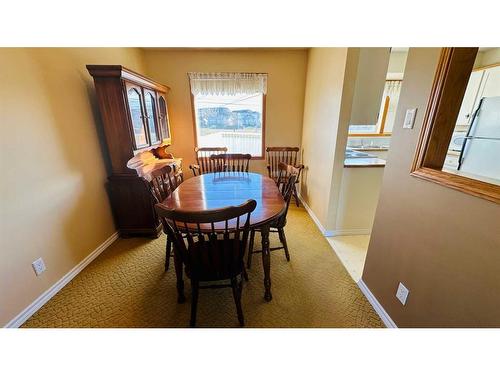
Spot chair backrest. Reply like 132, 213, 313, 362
266, 147, 300, 179
194, 147, 228, 175
275, 162, 299, 227
155, 199, 257, 281
144, 164, 179, 204
210, 153, 251, 173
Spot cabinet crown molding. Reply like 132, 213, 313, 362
86, 64, 170, 93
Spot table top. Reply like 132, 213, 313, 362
160, 172, 286, 227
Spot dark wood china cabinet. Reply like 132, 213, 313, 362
87, 65, 181, 237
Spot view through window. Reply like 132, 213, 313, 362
348, 48, 408, 136
193, 92, 264, 157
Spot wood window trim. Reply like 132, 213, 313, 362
378, 95, 390, 134
410, 47, 500, 204
189, 91, 266, 161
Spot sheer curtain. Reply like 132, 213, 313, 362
188, 72, 268, 95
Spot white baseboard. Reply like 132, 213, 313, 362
4, 231, 119, 328
330, 229, 371, 236
298, 195, 370, 237
298, 195, 334, 236
357, 278, 397, 328
299, 195, 392, 327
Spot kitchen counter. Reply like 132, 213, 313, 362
344, 157, 386, 168
344, 148, 387, 167
351, 147, 389, 152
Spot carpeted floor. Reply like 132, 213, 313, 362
23, 206, 384, 328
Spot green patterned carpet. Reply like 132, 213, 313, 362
23, 206, 383, 328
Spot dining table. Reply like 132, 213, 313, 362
159, 171, 286, 302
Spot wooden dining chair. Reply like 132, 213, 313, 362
143, 164, 180, 271
189, 147, 228, 176
266, 147, 304, 206
247, 163, 299, 269
210, 153, 251, 173
155, 199, 257, 327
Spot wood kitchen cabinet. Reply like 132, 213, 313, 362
87, 65, 177, 237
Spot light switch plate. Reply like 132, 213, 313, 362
403, 108, 417, 129
396, 282, 409, 305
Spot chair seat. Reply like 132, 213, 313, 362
271, 174, 300, 183
253, 217, 287, 230
184, 239, 245, 282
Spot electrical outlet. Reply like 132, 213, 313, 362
32, 258, 46, 276
396, 282, 409, 305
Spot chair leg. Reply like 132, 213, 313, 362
242, 266, 249, 282
173, 251, 185, 304
278, 227, 290, 262
165, 236, 172, 271
190, 280, 199, 327
231, 277, 244, 327
293, 184, 300, 207
247, 229, 255, 269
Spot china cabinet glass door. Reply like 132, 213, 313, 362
158, 94, 170, 140
126, 83, 149, 149
144, 89, 161, 145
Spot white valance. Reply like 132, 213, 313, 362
188, 72, 268, 96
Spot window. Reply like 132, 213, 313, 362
348, 80, 402, 136
412, 47, 500, 203
189, 72, 267, 158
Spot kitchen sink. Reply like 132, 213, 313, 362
345, 149, 377, 159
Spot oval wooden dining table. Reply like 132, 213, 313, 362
159, 172, 286, 302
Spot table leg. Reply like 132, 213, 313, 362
260, 223, 272, 301
173, 250, 185, 303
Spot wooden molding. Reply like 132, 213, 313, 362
411, 47, 500, 204
87, 65, 170, 92
410, 167, 500, 203
378, 96, 390, 134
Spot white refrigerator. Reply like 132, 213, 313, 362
458, 96, 500, 183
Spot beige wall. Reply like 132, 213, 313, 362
350, 48, 390, 125
300, 48, 359, 232
387, 50, 409, 75
0, 48, 145, 326
335, 167, 385, 232
362, 48, 500, 327
141, 49, 308, 176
